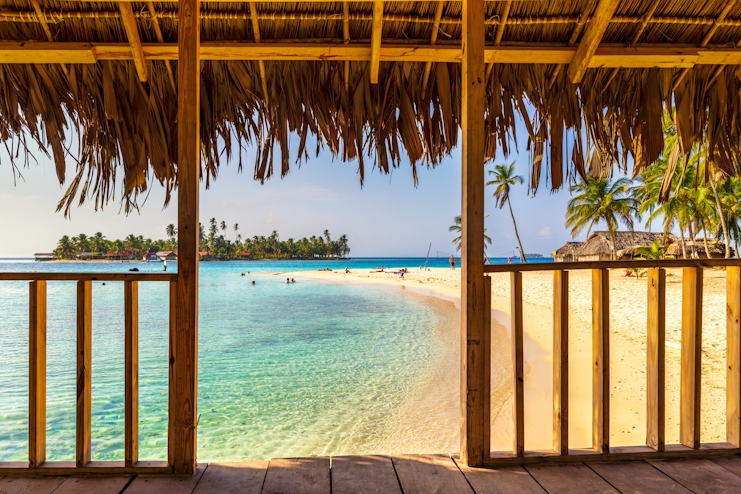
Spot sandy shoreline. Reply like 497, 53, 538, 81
282, 265, 730, 453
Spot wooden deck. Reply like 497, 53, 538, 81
3, 454, 741, 493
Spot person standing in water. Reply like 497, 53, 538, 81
449, 255, 456, 270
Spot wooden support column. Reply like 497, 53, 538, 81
483, 275, 492, 457
370, 1, 383, 84
174, 0, 200, 475
460, 0, 486, 468
727, 266, 741, 446
592, 269, 609, 454
647, 268, 666, 451
567, 0, 620, 84
124, 281, 139, 467
680, 267, 703, 449
168, 280, 177, 467
553, 270, 569, 455
76, 280, 92, 468
29, 280, 47, 468
511, 271, 524, 457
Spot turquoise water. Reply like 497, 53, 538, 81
0, 257, 549, 461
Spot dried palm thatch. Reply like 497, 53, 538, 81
3, 0, 741, 215
578, 231, 675, 256
666, 239, 733, 257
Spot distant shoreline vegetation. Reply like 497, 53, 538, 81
42, 220, 350, 261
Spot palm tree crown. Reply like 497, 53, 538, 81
485, 161, 528, 262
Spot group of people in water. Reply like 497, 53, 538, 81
239, 272, 296, 285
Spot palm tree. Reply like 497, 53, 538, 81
233, 223, 239, 242
566, 177, 637, 260
634, 239, 668, 261
55, 236, 75, 259
449, 216, 492, 252
220, 221, 227, 235
486, 161, 528, 262
166, 224, 177, 239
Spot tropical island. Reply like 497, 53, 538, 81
40, 218, 350, 261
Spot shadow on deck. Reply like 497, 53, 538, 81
2, 454, 741, 493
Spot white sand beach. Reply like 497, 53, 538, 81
284, 266, 730, 454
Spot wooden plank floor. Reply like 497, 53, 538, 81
3, 455, 741, 493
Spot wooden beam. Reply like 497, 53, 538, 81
484, 258, 741, 273
460, 0, 486, 468
592, 268, 609, 454
124, 281, 139, 468
553, 270, 569, 456
249, 2, 269, 107
29, 280, 46, 469
484, 0, 511, 79
631, 0, 662, 46
548, 3, 593, 87
118, 3, 147, 81
727, 266, 741, 447
370, 1, 383, 83
483, 275, 492, 457
76, 280, 92, 468
147, 1, 176, 92
343, 1, 350, 92
567, 0, 620, 83
680, 267, 703, 449
646, 268, 666, 452
421, 0, 444, 95
168, 280, 177, 468
173, 0, 200, 476
511, 271, 524, 457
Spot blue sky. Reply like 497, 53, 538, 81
1, 131, 595, 258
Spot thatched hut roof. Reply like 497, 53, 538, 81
577, 231, 674, 256
555, 241, 583, 256
3, 0, 741, 212
666, 240, 732, 257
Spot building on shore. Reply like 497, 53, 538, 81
666, 240, 734, 259
34, 253, 54, 262
554, 231, 675, 262
553, 242, 583, 262
156, 251, 178, 261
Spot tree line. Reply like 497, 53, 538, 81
53, 219, 350, 260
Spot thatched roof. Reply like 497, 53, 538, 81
4, 0, 741, 213
555, 241, 583, 256
666, 240, 731, 256
577, 231, 674, 256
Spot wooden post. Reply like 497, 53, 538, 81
592, 269, 610, 454
168, 280, 177, 468
76, 280, 92, 467
483, 275, 491, 457
511, 272, 524, 457
647, 268, 666, 451
174, 0, 201, 475
553, 270, 569, 455
460, 0, 486, 468
125, 281, 139, 467
727, 266, 741, 446
680, 267, 703, 449
29, 280, 46, 468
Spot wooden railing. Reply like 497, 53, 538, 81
481, 259, 741, 466
0, 272, 177, 475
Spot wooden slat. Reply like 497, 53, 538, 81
168, 280, 177, 468
567, 0, 621, 83
76, 280, 92, 468
126, 464, 207, 494
173, 0, 201, 475
392, 455, 474, 493
262, 458, 329, 494
485, 258, 741, 273
588, 461, 692, 493
631, 0, 663, 45
727, 266, 741, 447
553, 270, 569, 456
0, 461, 171, 476
525, 463, 617, 493
331, 456, 402, 494
52, 475, 134, 494
649, 458, 741, 494
29, 280, 46, 468
511, 272, 524, 457
0, 272, 176, 282
457, 462, 545, 493
592, 268, 610, 454
0, 476, 67, 494
369, 1, 383, 83
484, 276, 491, 457
460, 0, 486, 468
124, 281, 139, 468
192, 462, 268, 494
710, 456, 741, 477
680, 267, 703, 449
118, 3, 147, 81
647, 268, 666, 452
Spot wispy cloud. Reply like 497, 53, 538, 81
537, 226, 551, 238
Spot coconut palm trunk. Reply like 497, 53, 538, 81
679, 227, 688, 259
702, 223, 712, 259
609, 230, 617, 260
507, 198, 527, 263
709, 177, 731, 258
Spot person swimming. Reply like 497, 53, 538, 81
291, 278, 295, 283
251, 280, 255, 285
286, 278, 290, 283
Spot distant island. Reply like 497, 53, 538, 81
38, 219, 350, 261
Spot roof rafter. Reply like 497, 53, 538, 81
249, 2, 269, 107
568, 0, 621, 84
147, 1, 176, 91
370, 1, 383, 84
422, 0, 444, 95
118, 3, 147, 81
484, 0, 511, 79
343, 2, 350, 91
548, 0, 593, 88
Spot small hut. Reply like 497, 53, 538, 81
667, 240, 733, 259
565, 231, 674, 261
554, 242, 583, 262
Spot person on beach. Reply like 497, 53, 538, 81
345, 267, 350, 273
507, 257, 512, 264
449, 255, 455, 270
